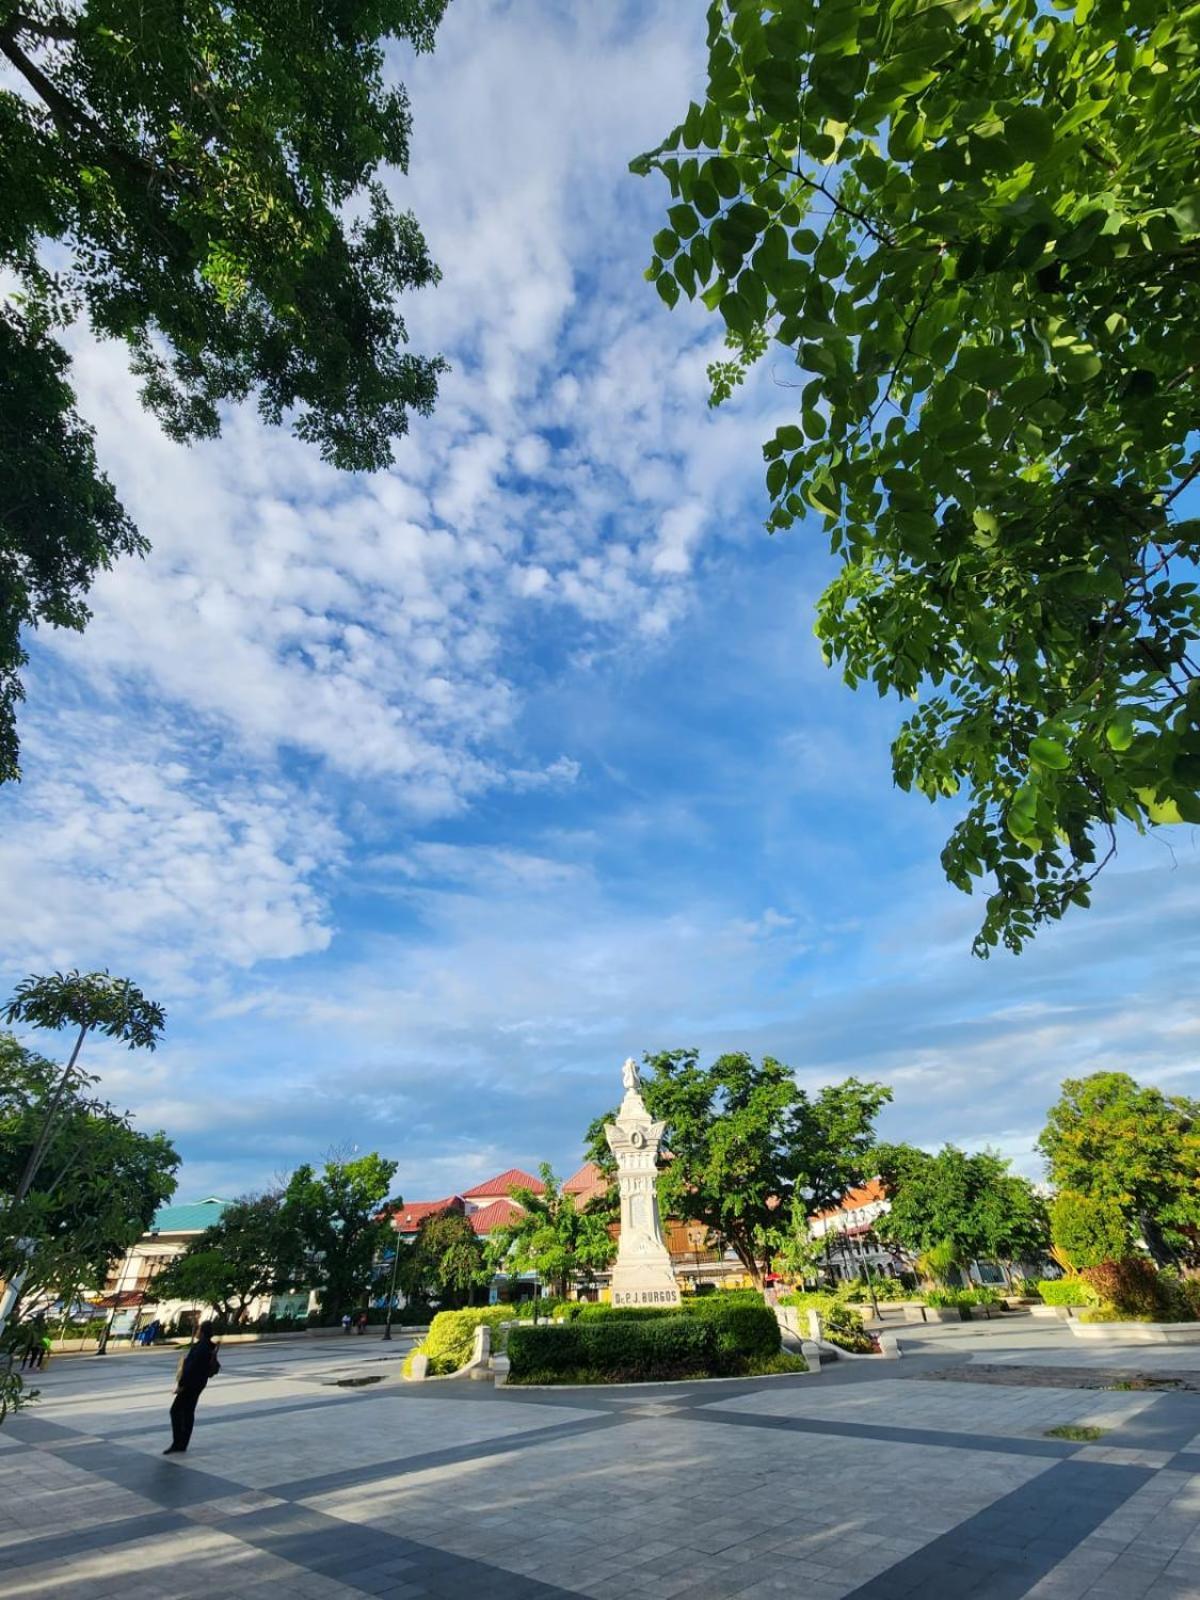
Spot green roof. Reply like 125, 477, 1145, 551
149, 1197, 230, 1234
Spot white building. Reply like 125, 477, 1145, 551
808, 1180, 912, 1283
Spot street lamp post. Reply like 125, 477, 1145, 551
381, 1220, 402, 1342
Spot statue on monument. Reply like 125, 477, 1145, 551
604, 1054, 680, 1306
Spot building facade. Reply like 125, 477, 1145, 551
98, 1197, 309, 1334
808, 1180, 913, 1284
394, 1163, 748, 1302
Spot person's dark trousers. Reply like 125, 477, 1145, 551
169, 1386, 202, 1451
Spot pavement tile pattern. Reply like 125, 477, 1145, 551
4, 1326, 1200, 1598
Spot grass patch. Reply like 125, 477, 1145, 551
1045, 1423, 1105, 1441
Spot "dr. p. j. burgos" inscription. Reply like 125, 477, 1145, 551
611, 1287, 681, 1307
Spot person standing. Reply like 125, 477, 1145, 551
20, 1313, 47, 1370
163, 1322, 220, 1455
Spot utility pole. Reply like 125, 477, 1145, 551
381, 1220, 402, 1341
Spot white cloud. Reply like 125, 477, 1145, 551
0, 713, 338, 983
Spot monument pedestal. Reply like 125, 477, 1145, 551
605, 1065, 680, 1308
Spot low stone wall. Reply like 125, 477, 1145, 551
1068, 1319, 1200, 1345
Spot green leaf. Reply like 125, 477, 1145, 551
692, 179, 720, 219
707, 157, 741, 198
668, 204, 700, 240
1030, 736, 1070, 771
720, 290, 755, 336
1055, 210, 1107, 261
1004, 105, 1054, 162
652, 228, 679, 259
657, 274, 680, 309
1106, 710, 1135, 751
691, 234, 714, 285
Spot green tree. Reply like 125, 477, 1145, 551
283, 1152, 400, 1317
1038, 1071, 1200, 1264
151, 1192, 304, 1323
635, 0, 1200, 956
587, 1051, 890, 1286
875, 1144, 1049, 1278
0, 1032, 179, 1319
0, 0, 447, 779
0, 972, 166, 1341
399, 1207, 489, 1308
485, 1164, 616, 1300
1049, 1189, 1133, 1271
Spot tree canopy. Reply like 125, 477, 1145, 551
282, 1151, 400, 1316
875, 1142, 1049, 1271
399, 1206, 489, 1308
1049, 1188, 1133, 1271
1038, 1071, 1200, 1263
485, 1164, 615, 1301
0, 0, 446, 779
0, 1032, 179, 1315
636, 0, 1200, 955
151, 1191, 304, 1323
588, 1050, 890, 1285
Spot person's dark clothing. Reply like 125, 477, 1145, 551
177, 1336, 219, 1391
165, 1335, 220, 1453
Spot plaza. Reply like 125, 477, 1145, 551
6, 1322, 1200, 1600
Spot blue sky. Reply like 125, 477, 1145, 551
2, 1, 1197, 1206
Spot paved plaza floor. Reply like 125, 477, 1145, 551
6, 1322, 1200, 1599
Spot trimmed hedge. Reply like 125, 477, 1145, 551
509, 1316, 713, 1383
507, 1296, 784, 1383
1037, 1277, 1095, 1307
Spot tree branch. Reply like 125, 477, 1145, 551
8, 11, 77, 41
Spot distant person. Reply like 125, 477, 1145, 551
163, 1322, 221, 1455
20, 1314, 47, 1370
341, 1312, 352, 1334
356, 1311, 368, 1334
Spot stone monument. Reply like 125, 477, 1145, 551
604, 1057, 680, 1307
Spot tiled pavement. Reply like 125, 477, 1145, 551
5, 1327, 1200, 1598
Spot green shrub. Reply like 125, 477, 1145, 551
1050, 1190, 1133, 1270
780, 1291, 873, 1351
508, 1316, 714, 1383
506, 1295, 783, 1383
778, 1290, 843, 1313
751, 1350, 809, 1375
404, 1305, 519, 1377
965, 1285, 1002, 1306
1077, 1259, 1200, 1323
923, 1288, 970, 1309
1037, 1277, 1095, 1307
686, 1299, 780, 1369
820, 1301, 873, 1353
843, 1276, 909, 1302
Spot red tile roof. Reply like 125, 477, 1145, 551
562, 1161, 608, 1205
810, 1178, 888, 1222
93, 1289, 148, 1310
467, 1197, 524, 1235
462, 1168, 544, 1199
392, 1198, 464, 1232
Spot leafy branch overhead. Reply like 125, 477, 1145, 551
0, 0, 447, 780
636, 0, 1200, 954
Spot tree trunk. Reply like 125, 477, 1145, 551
729, 1234, 764, 1289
